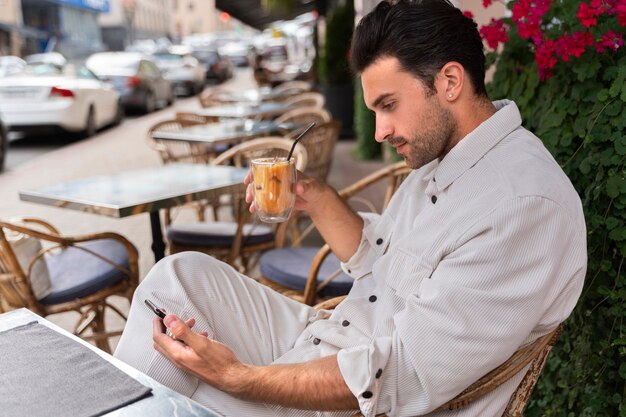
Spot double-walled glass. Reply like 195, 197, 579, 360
251, 157, 296, 223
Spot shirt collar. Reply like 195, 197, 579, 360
432, 99, 522, 191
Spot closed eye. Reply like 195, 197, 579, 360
382, 101, 395, 111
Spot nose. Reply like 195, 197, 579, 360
374, 115, 392, 143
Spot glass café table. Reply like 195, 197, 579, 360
19, 164, 248, 262
0, 308, 217, 417
151, 119, 296, 145
196, 101, 296, 120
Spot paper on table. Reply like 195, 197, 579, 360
0, 321, 152, 417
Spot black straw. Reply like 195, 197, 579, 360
287, 122, 316, 162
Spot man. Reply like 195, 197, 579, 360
115, 1, 587, 416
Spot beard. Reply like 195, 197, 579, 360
388, 101, 457, 169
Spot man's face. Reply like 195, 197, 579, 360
361, 57, 457, 169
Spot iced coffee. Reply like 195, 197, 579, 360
251, 157, 296, 223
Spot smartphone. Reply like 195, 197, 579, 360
145, 299, 166, 319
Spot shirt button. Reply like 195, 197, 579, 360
369, 295, 377, 303
362, 391, 373, 399
433, 177, 436, 182
375, 369, 383, 379
376, 238, 383, 245
342, 320, 350, 327
431, 195, 437, 204
347, 268, 351, 274
313, 338, 321, 345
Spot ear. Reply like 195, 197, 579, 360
436, 62, 465, 102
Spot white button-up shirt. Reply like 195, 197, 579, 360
281, 100, 587, 417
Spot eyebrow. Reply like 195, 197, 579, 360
371, 93, 394, 109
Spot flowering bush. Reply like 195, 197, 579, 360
476, 0, 624, 79
471, 1, 626, 416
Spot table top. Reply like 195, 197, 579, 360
151, 119, 292, 144
197, 101, 295, 119
0, 308, 217, 417
19, 164, 247, 218
214, 87, 294, 103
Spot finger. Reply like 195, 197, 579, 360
244, 169, 252, 185
245, 182, 254, 203
164, 315, 205, 348
184, 318, 196, 328
199, 332, 209, 337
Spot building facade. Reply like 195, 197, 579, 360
99, 0, 172, 51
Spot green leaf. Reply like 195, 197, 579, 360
606, 176, 622, 198
597, 89, 610, 102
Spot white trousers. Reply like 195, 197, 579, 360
115, 252, 355, 417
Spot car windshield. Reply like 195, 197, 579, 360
152, 53, 182, 61
24, 63, 64, 76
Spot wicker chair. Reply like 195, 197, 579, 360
0, 218, 139, 353
175, 112, 219, 124
259, 162, 411, 306
166, 137, 308, 273
147, 118, 212, 164
314, 293, 564, 417
296, 120, 341, 182
284, 92, 325, 109
273, 80, 313, 95
198, 88, 227, 108
274, 107, 333, 135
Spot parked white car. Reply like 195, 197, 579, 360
0, 63, 122, 137
151, 46, 206, 96
0, 56, 27, 77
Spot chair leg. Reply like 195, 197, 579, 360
92, 303, 112, 353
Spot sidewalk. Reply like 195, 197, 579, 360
0, 68, 386, 348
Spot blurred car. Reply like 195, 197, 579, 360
151, 46, 205, 96
0, 115, 7, 172
0, 56, 27, 77
191, 48, 232, 84
86, 52, 174, 113
0, 63, 122, 138
24, 52, 68, 69
219, 41, 254, 67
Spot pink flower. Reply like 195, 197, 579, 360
483, 0, 494, 7
595, 30, 624, 52
479, 18, 509, 50
578, 2, 598, 27
463, 10, 475, 19
616, 0, 626, 25
535, 39, 558, 80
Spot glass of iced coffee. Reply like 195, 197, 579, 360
251, 157, 296, 223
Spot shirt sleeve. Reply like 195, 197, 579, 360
337, 196, 587, 416
340, 212, 382, 279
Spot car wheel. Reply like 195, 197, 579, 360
166, 89, 175, 106
82, 107, 97, 138
144, 91, 156, 114
112, 101, 124, 126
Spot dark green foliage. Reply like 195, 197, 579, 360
487, 14, 626, 417
354, 78, 381, 159
318, 0, 354, 85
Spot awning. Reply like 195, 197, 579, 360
0, 22, 49, 39
216, 0, 316, 29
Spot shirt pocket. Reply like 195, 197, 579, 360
383, 248, 435, 299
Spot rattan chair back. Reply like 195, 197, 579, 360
285, 92, 325, 109
273, 81, 312, 95
295, 120, 341, 182
274, 107, 332, 128
0, 217, 139, 353
175, 112, 219, 124
147, 118, 210, 164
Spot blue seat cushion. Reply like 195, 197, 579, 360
167, 222, 274, 247
259, 247, 353, 297
40, 239, 130, 305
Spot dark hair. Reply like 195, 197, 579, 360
350, 0, 488, 97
